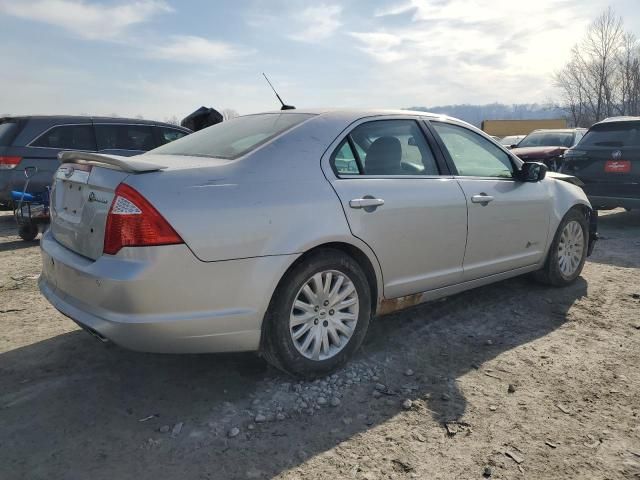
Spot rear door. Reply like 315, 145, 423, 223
428, 120, 551, 281
94, 123, 157, 156
563, 121, 640, 205
323, 117, 468, 299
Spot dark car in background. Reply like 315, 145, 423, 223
0, 116, 190, 208
511, 128, 586, 171
562, 117, 640, 210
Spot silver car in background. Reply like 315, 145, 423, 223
39, 110, 597, 376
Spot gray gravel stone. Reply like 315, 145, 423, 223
330, 397, 341, 407
254, 414, 267, 423
402, 399, 413, 410
159, 425, 170, 433
228, 427, 240, 438
276, 413, 286, 421
171, 422, 183, 437
404, 369, 415, 377
317, 396, 327, 406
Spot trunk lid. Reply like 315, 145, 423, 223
50, 152, 167, 260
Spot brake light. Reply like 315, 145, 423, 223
0, 156, 21, 169
103, 183, 183, 255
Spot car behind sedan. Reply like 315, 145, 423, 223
39, 110, 597, 377
0, 116, 190, 208
511, 128, 586, 171
563, 117, 640, 210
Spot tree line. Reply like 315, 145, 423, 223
555, 7, 640, 127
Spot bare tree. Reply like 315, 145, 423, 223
554, 7, 638, 126
164, 115, 180, 126
222, 109, 239, 121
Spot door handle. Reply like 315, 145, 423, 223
471, 194, 494, 204
349, 197, 385, 209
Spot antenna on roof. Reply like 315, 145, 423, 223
262, 73, 295, 110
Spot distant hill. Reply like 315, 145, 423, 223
407, 103, 566, 128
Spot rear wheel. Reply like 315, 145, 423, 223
262, 249, 372, 378
534, 209, 588, 286
18, 223, 38, 241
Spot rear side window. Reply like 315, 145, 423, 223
580, 123, 640, 147
95, 124, 156, 151
149, 113, 314, 159
31, 125, 96, 150
332, 120, 439, 176
156, 127, 188, 146
0, 120, 21, 146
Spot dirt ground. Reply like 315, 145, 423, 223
1, 209, 639, 480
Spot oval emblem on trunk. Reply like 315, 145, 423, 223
612, 150, 622, 160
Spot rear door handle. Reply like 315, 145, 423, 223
471, 194, 494, 204
349, 197, 385, 209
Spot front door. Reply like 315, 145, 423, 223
429, 121, 551, 281
324, 118, 468, 299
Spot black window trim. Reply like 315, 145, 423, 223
425, 119, 523, 181
27, 122, 190, 152
329, 118, 449, 179
27, 122, 96, 151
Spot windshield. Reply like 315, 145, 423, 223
518, 131, 574, 148
149, 113, 314, 159
580, 122, 640, 147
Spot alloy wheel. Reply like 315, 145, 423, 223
289, 270, 359, 361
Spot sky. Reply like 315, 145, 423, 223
1, 0, 639, 121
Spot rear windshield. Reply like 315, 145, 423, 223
518, 131, 575, 148
148, 113, 314, 159
0, 120, 20, 146
580, 122, 640, 147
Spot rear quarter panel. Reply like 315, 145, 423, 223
127, 115, 376, 263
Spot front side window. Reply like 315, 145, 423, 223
149, 113, 314, 159
331, 119, 439, 176
95, 124, 156, 151
31, 125, 96, 150
432, 122, 514, 178
156, 127, 188, 146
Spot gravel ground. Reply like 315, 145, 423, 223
1, 209, 639, 479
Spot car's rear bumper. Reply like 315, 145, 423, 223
39, 229, 298, 353
588, 195, 640, 210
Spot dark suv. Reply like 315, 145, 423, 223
563, 117, 640, 210
0, 116, 190, 208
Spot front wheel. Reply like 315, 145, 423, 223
534, 209, 588, 286
261, 249, 372, 378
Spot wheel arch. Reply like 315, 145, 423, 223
259, 240, 383, 351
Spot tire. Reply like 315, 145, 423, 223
262, 248, 372, 378
18, 223, 39, 241
534, 208, 588, 286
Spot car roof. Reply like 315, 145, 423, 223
528, 128, 586, 133
595, 116, 640, 124
256, 108, 444, 119
0, 115, 189, 130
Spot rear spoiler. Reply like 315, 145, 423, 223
58, 151, 166, 173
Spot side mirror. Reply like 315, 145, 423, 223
517, 162, 547, 182
24, 166, 38, 179
509, 144, 518, 149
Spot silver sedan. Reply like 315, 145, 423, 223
39, 109, 597, 376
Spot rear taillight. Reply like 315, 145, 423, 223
0, 156, 21, 169
103, 183, 183, 255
